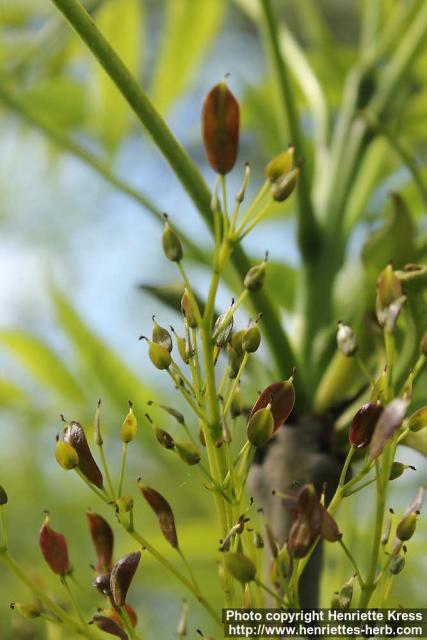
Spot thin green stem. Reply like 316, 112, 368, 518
212, 290, 249, 342
98, 445, 115, 501
343, 476, 376, 497
221, 175, 230, 237
117, 443, 128, 498
177, 547, 201, 596
355, 354, 375, 386
223, 353, 249, 416
234, 180, 270, 234
0, 506, 8, 549
74, 470, 109, 503
255, 578, 279, 601
61, 576, 86, 626
167, 369, 205, 420
338, 538, 365, 587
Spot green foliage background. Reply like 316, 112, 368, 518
0, 0, 427, 637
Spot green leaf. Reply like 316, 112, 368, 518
90, 0, 143, 149
20, 77, 85, 129
0, 379, 27, 408
264, 260, 296, 311
0, 331, 84, 402
150, 0, 225, 114
51, 289, 151, 414
361, 193, 416, 291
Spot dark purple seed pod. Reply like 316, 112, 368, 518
91, 615, 128, 639
138, 481, 178, 548
63, 421, 103, 488
93, 573, 112, 597
110, 551, 141, 608
39, 514, 71, 576
349, 402, 383, 448
87, 512, 114, 574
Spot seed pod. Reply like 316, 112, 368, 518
224, 552, 256, 583
138, 482, 178, 548
93, 573, 112, 597
39, 514, 71, 575
396, 513, 417, 541
87, 512, 114, 574
55, 440, 79, 470
408, 406, 427, 432
389, 462, 415, 481
91, 614, 128, 640
265, 147, 295, 182
181, 289, 199, 328
244, 261, 266, 292
10, 602, 41, 619
115, 496, 134, 515
177, 599, 188, 638
231, 330, 245, 355
149, 401, 184, 424
198, 427, 206, 447
320, 507, 341, 542
120, 404, 138, 444
248, 378, 295, 432
390, 555, 405, 575
377, 264, 402, 309
230, 385, 243, 418
227, 345, 244, 378
214, 312, 233, 347
148, 341, 172, 370
247, 406, 274, 447
338, 576, 354, 609
110, 551, 141, 607
202, 80, 239, 175
253, 531, 264, 549
271, 167, 299, 202
336, 322, 357, 357
155, 427, 175, 450
349, 402, 383, 448
0, 485, 8, 505
94, 400, 103, 446
330, 594, 341, 609
288, 517, 317, 558
236, 162, 251, 203
370, 397, 409, 459
152, 317, 173, 353
63, 421, 103, 488
109, 604, 138, 628
175, 441, 201, 465
381, 513, 392, 546
242, 325, 261, 353
162, 217, 183, 262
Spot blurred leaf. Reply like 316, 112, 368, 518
361, 193, 416, 291
20, 77, 85, 129
0, 330, 84, 402
264, 260, 296, 311
0, 379, 27, 407
151, 0, 225, 114
90, 0, 143, 149
139, 281, 207, 317
51, 289, 151, 414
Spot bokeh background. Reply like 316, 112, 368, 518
0, 0, 426, 638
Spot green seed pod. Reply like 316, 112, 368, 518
94, 399, 103, 446
338, 575, 354, 609
120, 404, 137, 443
247, 406, 274, 447
408, 406, 427, 432
390, 555, 406, 575
10, 602, 41, 619
110, 551, 141, 607
0, 485, 7, 505
230, 385, 243, 418
231, 330, 245, 355
202, 80, 240, 175
181, 289, 199, 328
271, 167, 299, 202
177, 599, 188, 638
154, 427, 175, 450
336, 321, 357, 357
175, 332, 190, 364
265, 146, 295, 182
377, 263, 402, 308
87, 512, 114, 574
214, 312, 233, 347
175, 441, 201, 465
198, 427, 206, 447
242, 325, 261, 353
248, 378, 295, 432
148, 341, 172, 370
39, 514, 71, 576
152, 317, 173, 353
381, 513, 392, 545
224, 552, 256, 584
228, 345, 244, 379
236, 162, 251, 203
63, 421, 103, 488
253, 531, 264, 549
420, 333, 427, 356
148, 401, 184, 424
138, 481, 178, 548
162, 216, 183, 262
396, 512, 417, 541
115, 496, 134, 515
244, 261, 266, 292
389, 462, 414, 481
330, 594, 341, 609
243, 583, 251, 608
91, 614, 128, 640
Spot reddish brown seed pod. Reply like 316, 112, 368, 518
91, 614, 128, 639
248, 378, 295, 432
369, 397, 409, 459
202, 80, 240, 175
87, 512, 114, 574
110, 551, 141, 608
39, 514, 71, 576
63, 421, 103, 488
349, 402, 383, 448
138, 481, 178, 548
